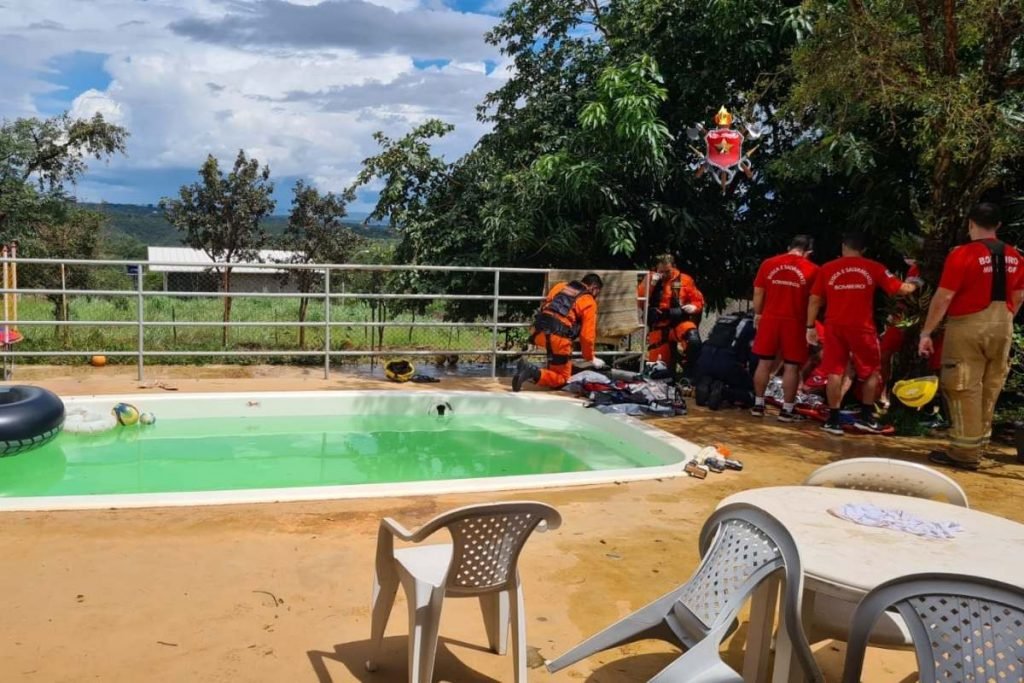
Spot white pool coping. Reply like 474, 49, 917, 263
0, 390, 703, 511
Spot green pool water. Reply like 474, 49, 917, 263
0, 414, 663, 497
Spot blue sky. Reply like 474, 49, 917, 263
1, 0, 511, 212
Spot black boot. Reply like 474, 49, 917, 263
512, 358, 541, 392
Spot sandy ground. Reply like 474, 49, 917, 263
1, 365, 1022, 682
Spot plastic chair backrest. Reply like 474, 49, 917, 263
842, 574, 1024, 683
674, 503, 825, 683
419, 501, 562, 595
803, 458, 969, 508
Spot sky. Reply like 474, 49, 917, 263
0, 0, 513, 212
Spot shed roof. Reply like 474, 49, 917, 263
146, 247, 299, 274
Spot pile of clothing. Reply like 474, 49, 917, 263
563, 368, 686, 417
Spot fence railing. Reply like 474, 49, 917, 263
0, 258, 650, 381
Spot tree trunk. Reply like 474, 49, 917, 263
221, 267, 233, 348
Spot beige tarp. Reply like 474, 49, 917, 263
544, 270, 644, 344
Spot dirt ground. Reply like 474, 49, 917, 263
1, 365, 1021, 682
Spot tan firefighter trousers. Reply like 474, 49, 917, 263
940, 302, 1015, 464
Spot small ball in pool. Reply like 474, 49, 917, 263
139, 412, 156, 426
112, 402, 140, 426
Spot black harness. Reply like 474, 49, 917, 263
982, 239, 1007, 303
532, 281, 589, 364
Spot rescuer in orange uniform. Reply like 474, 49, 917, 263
638, 254, 705, 374
512, 273, 604, 391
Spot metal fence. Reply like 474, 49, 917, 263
0, 257, 651, 380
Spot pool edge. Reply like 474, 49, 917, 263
0, 389, 703, 512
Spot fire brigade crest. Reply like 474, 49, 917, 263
687, 106, 765, 192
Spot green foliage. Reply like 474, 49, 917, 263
351, 120, 455, 231
0, 113, 128, 238
350, 0, 827, 315
79, 201, 394, 248
160, 150, 276, 264
277, 180, 363, 346
160, 150, 276, 344
0, 112, 128, 323
782, 0, 1024, 280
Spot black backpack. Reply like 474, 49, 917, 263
705, 313, 745, 349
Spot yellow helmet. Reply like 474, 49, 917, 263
893, 376, 939, 409
384, 359, 415, 383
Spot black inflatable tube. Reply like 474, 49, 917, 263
0, 385, 65, 457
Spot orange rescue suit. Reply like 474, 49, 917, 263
529, 281, 598, 389
637, 267, 705, 364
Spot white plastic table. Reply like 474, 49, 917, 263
718, 486, 1024, 683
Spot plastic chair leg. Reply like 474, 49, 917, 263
510, 577, 528, 682
404, 577, 445, 683
546, 585, 689, 672
366, 569, 400, 671
479, 590, 510, 655
649, 638, 742, 683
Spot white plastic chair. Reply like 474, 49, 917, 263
546, 502, 824, 683
802, 458, 969, 648
365, 501, 561, 683
842, 573, 1024, 683
803, 457, 968, 507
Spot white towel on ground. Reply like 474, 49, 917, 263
829, 503, 964, 540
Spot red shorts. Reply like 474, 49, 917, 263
820, 325, 881, 380
752, 315, 809, 364
880, 325, 905, 355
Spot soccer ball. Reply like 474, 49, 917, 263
112, 402, 140, 426
139, 412, 156, 426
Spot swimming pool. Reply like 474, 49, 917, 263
0, 391, 698, 510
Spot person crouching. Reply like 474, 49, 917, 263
513, 274, 604, 391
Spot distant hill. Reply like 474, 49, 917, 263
80, 202, 395, 256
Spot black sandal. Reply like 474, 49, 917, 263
928, 450, 980, 471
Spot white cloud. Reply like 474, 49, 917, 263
69, 89, 127, 125
0, 0, 509, 205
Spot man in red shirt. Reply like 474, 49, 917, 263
750, 235, 818, 422
807, 233, 920, 435
919, 203, 1024, 469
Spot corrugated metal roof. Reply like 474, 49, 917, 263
146, 247, 299, 274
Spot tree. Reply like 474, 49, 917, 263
353, 0, 819, 310
781, 0, 1024, 284
0, 113, 128, 335
278, 180, 362, 348
0, 112, 128, 232
160, 150, 275, 345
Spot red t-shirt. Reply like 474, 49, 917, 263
939, 239, 1024, 317
754, 253, 818, 320
811, 256, 904, 330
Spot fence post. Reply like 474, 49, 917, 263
491, 270, 500, 377
323, 267, 331, 380
136, 262, 145, 382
